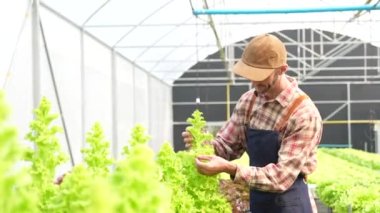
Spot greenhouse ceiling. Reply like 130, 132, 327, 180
25, 0, 380, 84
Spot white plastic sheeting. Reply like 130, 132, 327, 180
37, 0, 380, 84
0, 0, 173, 175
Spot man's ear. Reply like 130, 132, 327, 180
279, 64, 288, 74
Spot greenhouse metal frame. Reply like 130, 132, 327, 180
2, 0, 380, 171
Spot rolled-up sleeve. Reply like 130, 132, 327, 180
213, 91, 253, 161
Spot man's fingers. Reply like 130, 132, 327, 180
195, 157, 207, 167
182, 131, 194, 149
184, 137, 192, 148
196, 155, 212, 161
195, 156, 216, 176
182, 131, 192, 138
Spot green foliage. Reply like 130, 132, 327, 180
186, 109, 214, 155
112, 124, 172, 213
47, 165, 116, 213
0, 91, 38, 213
177, 151, 230, 213
157, 143, 196, 212
82, 122, 113, 176
48, 124, 172, 213
322, 148, 380, 170
122, 124, 151, 156
47, 122, 116, 213
1, 96, 235, 212
24, 97, 68, 212
25, 97, 68, 185
309, 149, 380, 213
157, 110, 230, 213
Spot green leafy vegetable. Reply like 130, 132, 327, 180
309, 148, 380, 213
0, 91, 38, 213
25, 97, 67, 212
82, 122, 113, 176
113, 124, 172, 213
185, 109, 214, 155
157, 110, 230, 212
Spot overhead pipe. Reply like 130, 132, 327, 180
193, 4, 380, 15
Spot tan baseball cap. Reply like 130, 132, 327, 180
233, 34, 287, 81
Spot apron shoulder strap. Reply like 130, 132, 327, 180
275, 94, 309, 132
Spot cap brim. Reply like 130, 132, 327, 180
233, 60, 275, 81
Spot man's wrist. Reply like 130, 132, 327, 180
225, 162, 238, 176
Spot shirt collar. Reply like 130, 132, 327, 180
275, 76, 298, 107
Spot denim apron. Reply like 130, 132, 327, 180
245, 94, 312, 213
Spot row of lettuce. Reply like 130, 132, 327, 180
0, 93, 230, 213
309, 148, 380, 213
2, 92, 380, 212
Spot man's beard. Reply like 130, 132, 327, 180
253, 73, 279, 94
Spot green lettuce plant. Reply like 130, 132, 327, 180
157, 142, 196, 212
122, 124, 150, 156
112, 124, 172, 213
48, 165, 116, 213
82, 122, 113, 176
24, 97, 67, 212
309, 149, 380, 213
185, 109, 214, 155
48, 122, 116, 213
157, 109, 230, 213
0, 91, 38, 213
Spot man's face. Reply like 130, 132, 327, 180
251, 69, 279, 95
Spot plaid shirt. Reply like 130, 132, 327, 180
213, 77, 322, 211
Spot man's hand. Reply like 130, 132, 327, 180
182, 130, 193, 149
195, 155, 237, 176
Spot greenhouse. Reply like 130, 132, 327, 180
1, 0, 380, 212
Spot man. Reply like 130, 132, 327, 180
182, 34, 322, 213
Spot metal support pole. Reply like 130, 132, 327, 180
148, 76, 152, 148
378, 45, 380, 75
311, 29, 315, 69
297, 29, 301, 80
80, 0, 111, 159
80, 30, 86, 155
227, 45, 235, 84
302, 29, 306, 78
111, 50, 118, 160
374, 123, 380, 154
347, 83, 352, 148
132, 66, 136, 124
364, 43, 367, 82
320, 29, 324, 56
32, 0, 41, 110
